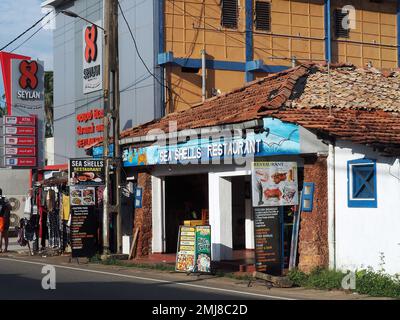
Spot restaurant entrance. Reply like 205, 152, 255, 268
164, 174, 209, 253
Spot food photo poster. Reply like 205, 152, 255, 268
251, 162, 299, 207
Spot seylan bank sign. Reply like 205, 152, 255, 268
122, 118, 300, 167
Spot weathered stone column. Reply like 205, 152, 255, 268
298, 156, 329, 273
134, 172, 153, 257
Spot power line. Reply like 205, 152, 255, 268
10, 13, 60, 53
0, 11, 52, 51
118, 0, 192, 108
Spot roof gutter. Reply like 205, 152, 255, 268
119, 119, 264, 146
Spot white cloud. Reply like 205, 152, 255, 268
0, 0, 53, 70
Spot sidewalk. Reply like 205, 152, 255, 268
0, 251, 393, 300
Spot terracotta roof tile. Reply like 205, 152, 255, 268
120, 63, 400, 155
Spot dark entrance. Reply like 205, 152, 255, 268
164, 174, 209, 253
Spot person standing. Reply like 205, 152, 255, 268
0, 188, 12, 253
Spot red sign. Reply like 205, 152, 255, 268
19, 60, 39, 90
4, 126, 36, 136
5, 147, 36, 156
85, 25, 98, 63
5, 157, 37, 167
5, 136, 36, 146
4, 116, 36, 126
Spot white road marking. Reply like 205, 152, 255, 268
0, 257, 295, 300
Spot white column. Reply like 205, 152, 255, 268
208, 173, 233, 261
327, 143, 336, 269
152, 175, 164, 253
245, 198, 255, 249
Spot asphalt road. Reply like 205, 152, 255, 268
0, 257, 285, 300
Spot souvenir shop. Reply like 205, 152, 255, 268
20, 167, 71, 254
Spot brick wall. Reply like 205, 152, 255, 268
298, 155, 329, 273
133, 172, 152, 257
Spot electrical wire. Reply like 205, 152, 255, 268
0, 11, 52, 51
10, 12, 60, 53
118, 0, 192, 108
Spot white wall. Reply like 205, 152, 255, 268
334, 141, 400, 275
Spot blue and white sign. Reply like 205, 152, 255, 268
122, 118, 300, 167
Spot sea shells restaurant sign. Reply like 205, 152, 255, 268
123, 118, 300, 167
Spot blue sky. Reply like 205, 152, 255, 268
0, 0, 53, 101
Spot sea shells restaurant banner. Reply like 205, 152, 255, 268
251, 162, 299, 207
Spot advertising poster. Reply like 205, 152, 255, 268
70, 186, 96, 206
251, 162, 299, 207
254, 207, 282, 275
123, 118, 300, 167
70, 185, 98, 258
69, 158, 105, 185
195, 226, 211, 273
175, 226, 196, 272
83, 22, 103, 94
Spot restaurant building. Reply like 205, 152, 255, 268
117, 63, 400, 274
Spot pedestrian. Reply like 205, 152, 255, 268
0, 188, 12, 253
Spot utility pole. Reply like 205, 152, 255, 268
111, 0, 122, 254
102, 0, 112, 256
103, 0, 122, 255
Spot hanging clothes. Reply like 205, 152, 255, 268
62, 195, 70, 221
46, 189, 56, 212
47, 211, 60, 248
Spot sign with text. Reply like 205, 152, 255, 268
194, 226, 211, 273
4, 157, 36, 167
70, 185, 98, 258
254, 206, 282, 275
4, 126, 36, 136
83, 22, 103, 94
123, 118, 300, 167
69, 158, 105, 185
5, 147, 36, 156
10, 59, 44, 167
4, 116, 36, 126
4, 136, 36, 146
70, 205, 98, 258
252, 162, 299, 207
176, 226, 196, 272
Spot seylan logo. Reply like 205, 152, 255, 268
19, 60, 38, 90
85, 25, 98, 63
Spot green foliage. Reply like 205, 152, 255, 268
288, 266, 400, 298
307, 267, 346, 290
287, 268, 309, 287
356, 269, 400, 298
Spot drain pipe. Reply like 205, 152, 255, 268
201, 49, 206, 102
327, 142, 336, 270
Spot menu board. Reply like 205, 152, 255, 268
70, 185, 98, 258
252, 162, 298, 207
176, 226, 196, 272
254, 207, 282, 275
195, 226, 211, 273
69, 158, 105, 185
70, 206, 98, 258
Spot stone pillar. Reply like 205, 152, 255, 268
134, 172, 152, 257
298, 156, 329, 273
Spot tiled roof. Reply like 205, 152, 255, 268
120, 63, 400, 155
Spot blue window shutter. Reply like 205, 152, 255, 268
347, 159, 377, 208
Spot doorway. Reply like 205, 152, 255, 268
164, 174, 209, 253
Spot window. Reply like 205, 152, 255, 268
334, 8, 350, 38
347, 159, 377, 208
221, 0, 238, 29
255, 1, 271, 31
